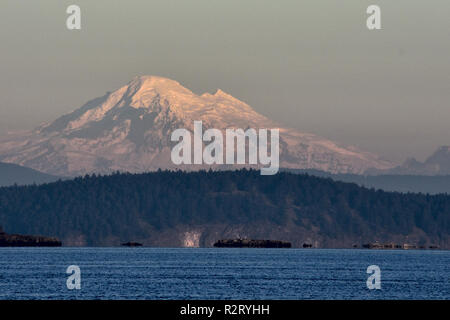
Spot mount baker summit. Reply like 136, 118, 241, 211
0, 76, 394, 176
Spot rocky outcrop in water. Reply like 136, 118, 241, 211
0, 226, 62, 247
121, 242, 143, 247
214, 239, 291, 248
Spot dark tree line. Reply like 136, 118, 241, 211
0, 169, 448, 245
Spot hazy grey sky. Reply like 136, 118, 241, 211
0, 0, 449, 162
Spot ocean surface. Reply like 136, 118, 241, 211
0, 248, 448, 300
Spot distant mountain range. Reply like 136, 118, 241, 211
0, 75, 394, 177
369, 146, 450, 176
0, 162, 60, 187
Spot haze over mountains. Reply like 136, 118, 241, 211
0, 76, 394, 177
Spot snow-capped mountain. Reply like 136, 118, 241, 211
0, 76, 394, 176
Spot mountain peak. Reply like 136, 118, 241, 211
214, 89, 229, 97
130, 75, 181, 87
213, 89, 240, 101
425, 146, 450, 165
127, 75, 192, 96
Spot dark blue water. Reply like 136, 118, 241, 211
0, 248, 448, 300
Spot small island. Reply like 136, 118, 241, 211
214, 239, 291, 248
0, 226, 62, 247
121, 242, 143, 247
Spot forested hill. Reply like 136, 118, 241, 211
0, 170, 449, 248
